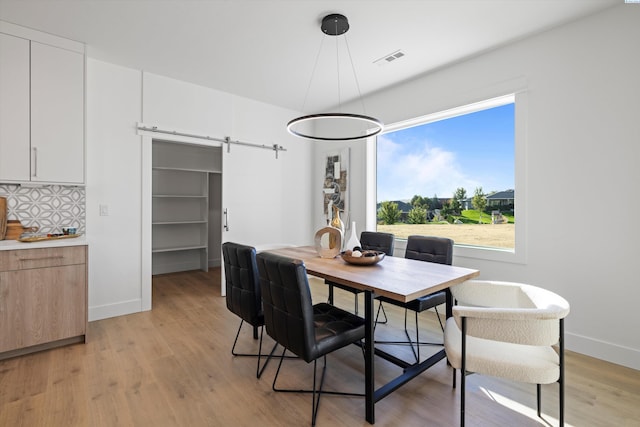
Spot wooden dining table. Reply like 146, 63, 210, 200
265, 245, 480, 424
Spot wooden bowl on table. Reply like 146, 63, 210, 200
340, 250, 385, 266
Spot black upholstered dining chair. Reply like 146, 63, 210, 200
375, 235, 453, 363
222, 241, 277, 378
256, 251, 365, 426
327, 231, 395, 321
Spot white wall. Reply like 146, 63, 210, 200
86, 59, 144, 320
225, 96, 314, 248
334, 5, 640, 369
86, 65, 313, 319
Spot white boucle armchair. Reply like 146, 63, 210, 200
444, 280, 570, 427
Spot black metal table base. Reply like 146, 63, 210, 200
363, 290, 449, 424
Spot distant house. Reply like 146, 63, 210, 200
462, 189, 514, 211
486, 189, 514, 208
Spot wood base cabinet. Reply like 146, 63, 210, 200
0, 245, 87, 359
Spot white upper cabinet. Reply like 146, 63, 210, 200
30, 42, 84, 184
0, 22, 85, 185
0, 33, 30, 181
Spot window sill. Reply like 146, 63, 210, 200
392, 238, 526, 265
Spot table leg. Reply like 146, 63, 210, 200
445, 288, 453, 367
365, 290, 375, 424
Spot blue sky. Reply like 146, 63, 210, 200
377, 103, 514, 202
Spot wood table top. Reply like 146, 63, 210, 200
265, 245, 480, 303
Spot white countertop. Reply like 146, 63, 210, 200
0, 236, 88, 251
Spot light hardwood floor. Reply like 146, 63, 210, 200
1, 268, 638, 426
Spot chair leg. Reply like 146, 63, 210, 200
256, 326, 279, 379
272, 349, 363, 426
231, 320, 245, 356
559, 318, 565, 427
403, 307, 444, 348
311, 356, 328, 426
376, 302, 388, 324
272, 347, 289, 392
327, 284, 334, 305
374, 300, 383, 326
415, 310, 421, 362
461, 317, 467, 427
354, 294, 387, 319
273, 350, 327, 426
374, 305, 441, 366
453, 368, 456, 389
537, 319, 565, 426
402, 309, 419, 363
434, 306, 445, 332
231, 319, 278, 379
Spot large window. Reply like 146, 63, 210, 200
375, 94, 517, 252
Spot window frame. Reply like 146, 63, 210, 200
366, 92, 528, 264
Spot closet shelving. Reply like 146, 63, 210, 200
152, 141, 221, 275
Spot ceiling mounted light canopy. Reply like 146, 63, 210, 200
287, 14, 384, 141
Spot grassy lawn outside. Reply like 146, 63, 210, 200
457, 209, 514, 224
377, 223, 515, 249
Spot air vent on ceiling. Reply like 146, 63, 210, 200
373, 50, 405, 66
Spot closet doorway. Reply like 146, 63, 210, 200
151, 140, 222, 276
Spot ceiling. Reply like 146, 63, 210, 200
0, 0, 617, 113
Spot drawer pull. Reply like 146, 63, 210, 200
18, 256, 65, 261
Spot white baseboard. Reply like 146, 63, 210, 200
209, 257, 221, 268
89, 298, 144, 321
566, 332, 640, 371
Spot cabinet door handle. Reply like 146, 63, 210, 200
224, 208, 229, 231
32, 147, 38, 177
18, 256, 64, 262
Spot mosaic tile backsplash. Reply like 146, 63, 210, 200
0, 184, 85, 235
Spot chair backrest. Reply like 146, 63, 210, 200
360, 231, 395, 256
451, 280, 570, 346
255, 252, 316, 362
405, 235, 453, 265
222, 242, 262, 326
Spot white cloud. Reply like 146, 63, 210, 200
376, 135, 480, 201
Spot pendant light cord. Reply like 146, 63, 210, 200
299, 35, 326, 115
335, 19, 342, 113
343, 33, 368, 116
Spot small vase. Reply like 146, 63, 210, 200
345, 221, 361, 251
314, 226, 342, 258
329, 205, 344, 250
